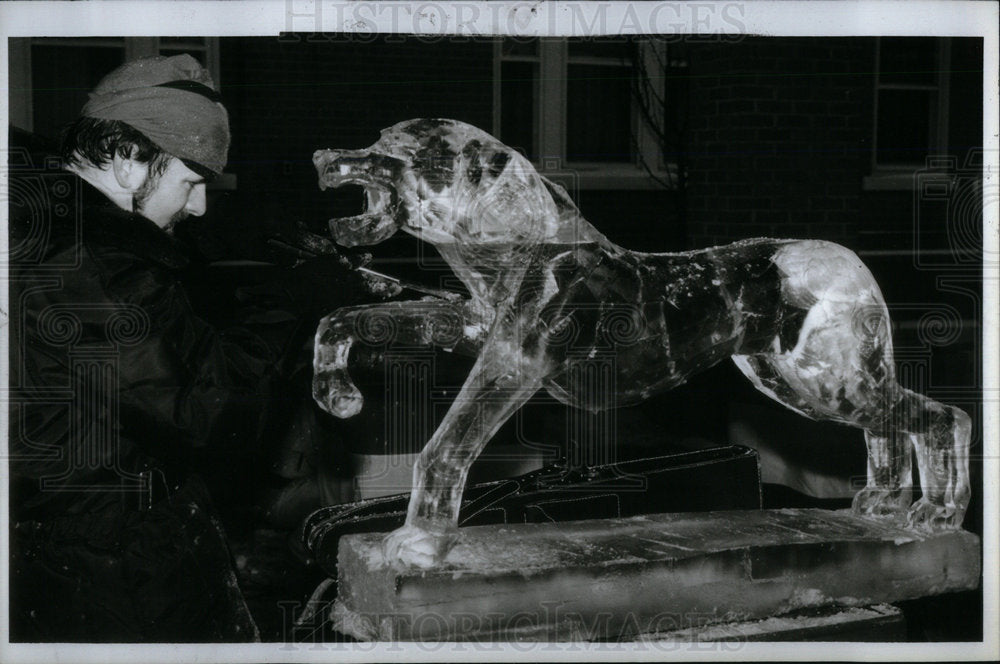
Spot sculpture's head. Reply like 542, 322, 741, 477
314, 119, 559, 249
312, 143, 407, 248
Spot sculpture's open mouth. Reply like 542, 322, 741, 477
326, 179, 398, 247
314, 149, 403, 247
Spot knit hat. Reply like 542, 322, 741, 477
82, 54, 229, 176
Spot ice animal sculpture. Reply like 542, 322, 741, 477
311, 119, 971, 569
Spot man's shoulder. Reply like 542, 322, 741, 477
7, 164, 92, 279
8, 175, 189, 313
10, 166, 190, 265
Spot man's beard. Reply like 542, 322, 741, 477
133, 175, 188, 234
159, 211, 188, 235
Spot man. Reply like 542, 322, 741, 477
61, 56, 225, 234
7, 55, 376, 642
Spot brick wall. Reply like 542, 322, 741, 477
685, 37, 873, 248
204, 36, 976, 262
576, 189, 683, 251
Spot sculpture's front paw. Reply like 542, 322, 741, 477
382, 523, 457, 570
312, 369, 364, 418
906, 497, 964, 531
852, 487, 911, 519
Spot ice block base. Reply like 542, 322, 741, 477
334, 509, 980, 641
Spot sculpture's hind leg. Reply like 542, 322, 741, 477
848, 386, 971, 528
734, 352, 971, 528
731, 240, 970, 528
888, 388, 971, 528
853, 426, 915, 518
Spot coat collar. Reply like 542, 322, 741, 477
75, 171, 193, 271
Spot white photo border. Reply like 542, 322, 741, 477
1, 1, 997, 662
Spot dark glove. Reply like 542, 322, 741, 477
283, 254, 401, 319
268, 223, 372, 270
251, 221, 402, 318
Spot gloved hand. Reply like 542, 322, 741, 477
285, 254, 402, 319
268, 222, 372, 270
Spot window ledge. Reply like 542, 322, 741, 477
862, 169, 956, 192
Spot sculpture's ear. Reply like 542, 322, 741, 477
540, 176, 576, 209
546, 175, 579, 210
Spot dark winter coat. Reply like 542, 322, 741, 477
8, 170, 300, 520
6, 166, 313, 641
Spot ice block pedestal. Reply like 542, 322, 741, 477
333, 509, 980, 641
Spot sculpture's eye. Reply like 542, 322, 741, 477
487, 151, 510, 178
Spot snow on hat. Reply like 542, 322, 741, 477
82, 54, 229, 176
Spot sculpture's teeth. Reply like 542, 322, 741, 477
329, 211, 398, 247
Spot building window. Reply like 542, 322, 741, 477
27, 38, 128, 142
496, 39, 541, 162
872, 37, 950, 171
565, 40, 635, 163
9, 37, 221, 141
157, 36, 218, 71
493, 37, 674, 189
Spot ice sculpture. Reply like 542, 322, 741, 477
311, 119, 971, 569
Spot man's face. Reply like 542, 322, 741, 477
133, 156, 207, 232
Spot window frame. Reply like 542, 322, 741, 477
864, 37, 952, 191
8, 37, 221, 135
492, 38, 673, 191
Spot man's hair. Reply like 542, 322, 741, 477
61, 117, 172, 179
